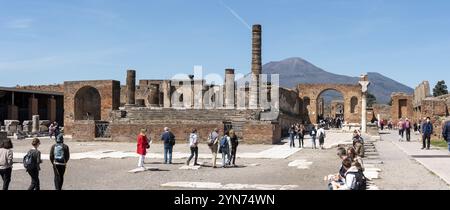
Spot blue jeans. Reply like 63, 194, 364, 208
221, 149, 230, 167
289, 134, 295, 147
164, 146, 173, 164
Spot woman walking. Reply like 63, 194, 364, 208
137, 129, 150, 169
0, 139, 13, 190
229, 130, 239, 167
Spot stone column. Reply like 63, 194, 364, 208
249, 24, 262, 109
126, 70, 136, 106
28, 94, 38, 120
359, 75, 370, 133
225, 69, 235, 108
47, 96, 57, 122
162, 80, 171, 108
32, 115, 40, 133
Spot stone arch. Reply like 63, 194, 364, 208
350, 96, 358, 114
74, 86, 101, 120
316, 88, 345, 123
298, 84, 362, 124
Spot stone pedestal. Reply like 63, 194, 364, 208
32, 115, 40, 133
225, 69, 235, 109
4, 120, 20, 136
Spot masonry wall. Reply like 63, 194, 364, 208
391, 93, 414, 123
279, 88, 300, 115
64, 80, 120, 136
15, 84, 64, 93
373, 104, 392, 121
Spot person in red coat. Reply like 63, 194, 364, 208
137, 128, 150, 168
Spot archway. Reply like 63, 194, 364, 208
317, 89, 345, 127
74, 86, 101, 120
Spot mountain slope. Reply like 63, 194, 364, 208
262, 57, 413, 104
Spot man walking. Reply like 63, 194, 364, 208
49, 134, 70, 190
186, 128, 199, 166
208, 128, 220, 168
161, 127, 175, 164
442, 117, 450, 152
422, 117, 433, 150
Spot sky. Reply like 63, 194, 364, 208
1, 0, 450, 88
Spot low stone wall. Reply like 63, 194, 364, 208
71, 121, 96, 141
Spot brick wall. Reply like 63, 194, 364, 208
15, 84, 64, 93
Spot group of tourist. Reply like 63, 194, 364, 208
48, 121, 61, 140
0, 134, 70, 190
325, 130, 366, 190
288, 123, 326, 149
135, 127, 240, 169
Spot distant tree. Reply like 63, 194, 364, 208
433, 80, 448, 97
367, 92, 377, 107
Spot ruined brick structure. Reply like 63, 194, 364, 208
372, 104, 392, 122
297, 84, 362, 124
390, 92, 414, 123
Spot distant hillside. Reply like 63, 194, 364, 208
262, 57, 414, 104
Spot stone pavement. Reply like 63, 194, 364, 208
386, 131, 450, 185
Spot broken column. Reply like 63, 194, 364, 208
28, 94, 38, 120
249, 24, 262, 109
359, 74, 370, 133
163, 80, 171, 108
32, 115, 40, 133
225, 69, 235, 108
126, 70, 136, 106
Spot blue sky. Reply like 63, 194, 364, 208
1, 0, 449, 88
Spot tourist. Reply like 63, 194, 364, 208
422, 117, 433, 150
327, 157, 352, 190
380, 119, 384, 130
442, 117, 450, 152
405, 118, 412, 142
136, 128, 150, 168
186, 128, 199, 166
336, 147, 348, 178
333, 161, 366, 190
0, 139, 13, 190
229, 129, 239, 167
288, 125, 295, 148
161, 127, 176, 164
208, 128, 220, 168
346, 147, 364, 171
317, 125, 326, 149
299, 124, 306, 148
388, 120, 393, 130
48, 122, 55, 139
310, 125, 317, 149
53, 122, 60, 139
352, 131, 364, 158
49, 134, 70, 190
25, 138, 42, 190
219, 130, 231, 168
398, 119, 405, 141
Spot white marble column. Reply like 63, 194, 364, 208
359, 79, 370, 133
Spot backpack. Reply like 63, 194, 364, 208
319, 131, 325, 139
220, 136, 229, 149
23, 151, 35, 170
349, 171, 367, 190
54, 143, 65, 163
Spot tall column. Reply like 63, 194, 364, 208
32, 115, 39, 133
7, 92, 18, 120
28, 94, 38, 120
163, 80, 171, 108
47, 96, 57, 122
126, 70, 136, 106
359, 74, 370, 133
249, 24, 262, 109
225, 69, 235, 108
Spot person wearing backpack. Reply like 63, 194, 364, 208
310, 125, 317, 149
0, 138, 13, 190
208, 128, 220, 168
219, 130, 231, 168
25, 138, 42, 190
317, 126, 326, 150
186, 128, 199, 166
228, 129, 239, 167
405, 118, 412, 142
161, 127, 175, 164
49, 134, 70, 190
342, 161, 367, 190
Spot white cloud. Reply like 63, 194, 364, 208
5, 18, 34, 29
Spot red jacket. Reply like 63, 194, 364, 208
137, 134, 149, 155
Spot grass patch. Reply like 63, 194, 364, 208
431, 139, 449, 148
